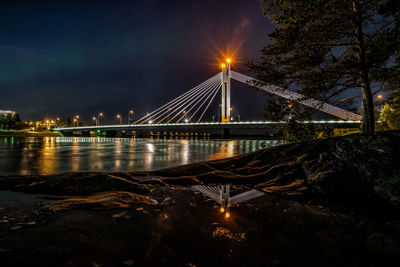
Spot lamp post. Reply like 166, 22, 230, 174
128, 110, 134, 124
98, 112, 103, 125
56, 117, 61, 127
75, 115, 79, 127
376, 94, 385, 112
182, 110, 187, 122
116, 114, 122, 124
92, 117, 97, 126
146, 113, 152, 124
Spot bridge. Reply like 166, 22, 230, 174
54, 59, 362, 136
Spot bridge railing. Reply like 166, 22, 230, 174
53, 120, 362, 131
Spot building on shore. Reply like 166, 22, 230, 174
0, 110, 16, 115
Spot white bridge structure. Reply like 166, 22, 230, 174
54, 59, 362, 134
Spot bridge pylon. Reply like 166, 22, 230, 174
221, 59, 231, 122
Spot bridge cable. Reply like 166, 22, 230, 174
188, 83, 221, 122
134, 73, 220, 124
153, 78, 219, 124
153, 80, 216, 124
175, 80, 221, 123
135, 75, 216, 124
176, 80, 220, 123
197, 82, 221, 123
165, 79, 219, 123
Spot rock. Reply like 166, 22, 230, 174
365, 232, 400, 258
39, 191, 158, 214
123, 259, 134, 265
1, 173, 154, 196
112, 211, 127, 218
163, 176, 203, 185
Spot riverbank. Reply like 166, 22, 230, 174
0, 130, 63, 138
0, 131, 399, 266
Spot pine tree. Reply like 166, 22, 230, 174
249, 0, 398, 134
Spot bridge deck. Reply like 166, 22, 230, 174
54, 120, 362, 132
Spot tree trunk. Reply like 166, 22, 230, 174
353, 0, 375, 134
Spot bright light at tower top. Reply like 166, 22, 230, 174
221, 63, 226, 68
226, 58, 231, 63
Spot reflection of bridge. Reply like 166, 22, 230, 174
192, 185, 264, 219
54, 59, 362, 136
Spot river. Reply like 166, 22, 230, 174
0, 137, 279, 175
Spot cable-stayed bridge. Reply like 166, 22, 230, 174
54, 59, 362, 136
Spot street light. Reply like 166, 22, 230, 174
182, 110, 188, 123
98, 112, 103, 125
74, 115, 79, 127
92, 116, 97, 126
376, 94, 385, 112
116, 114, 122, 124
128, 110, 134, 124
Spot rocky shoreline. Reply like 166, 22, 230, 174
1, 131, 400, 266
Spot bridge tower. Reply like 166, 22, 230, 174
221, 59, 231, 122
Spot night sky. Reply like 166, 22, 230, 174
0, 0, 274, 123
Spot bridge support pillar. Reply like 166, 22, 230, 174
105, 131, 117, 137
81, 131, 91, 137
221, 59, 231, 122
222, 128, 230, 138
61, 131, 73, 137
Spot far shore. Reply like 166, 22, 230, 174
0, 130, 63, 138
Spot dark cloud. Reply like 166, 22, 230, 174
0, 0, 273, 122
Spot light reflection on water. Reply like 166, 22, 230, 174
0, 137, 280, 175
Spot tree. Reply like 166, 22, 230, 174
0, 113, 23, 130
379, 90, 400, 129
378, 0, 400, 93
248, 0, 398, 134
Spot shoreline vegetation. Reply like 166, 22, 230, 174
1, 131, 399, 266
0, 130, 63, 138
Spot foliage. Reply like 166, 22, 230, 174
377, 0, 400, 92
285, 119, 317, 143
264, 95, 314, 121
378, 90, 400, 129
281, 119, 334, 143
0, 113, 26, 130
66, 118, 72, 127
248, 0, 399, 134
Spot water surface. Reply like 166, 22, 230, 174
0, 137, 279, 175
